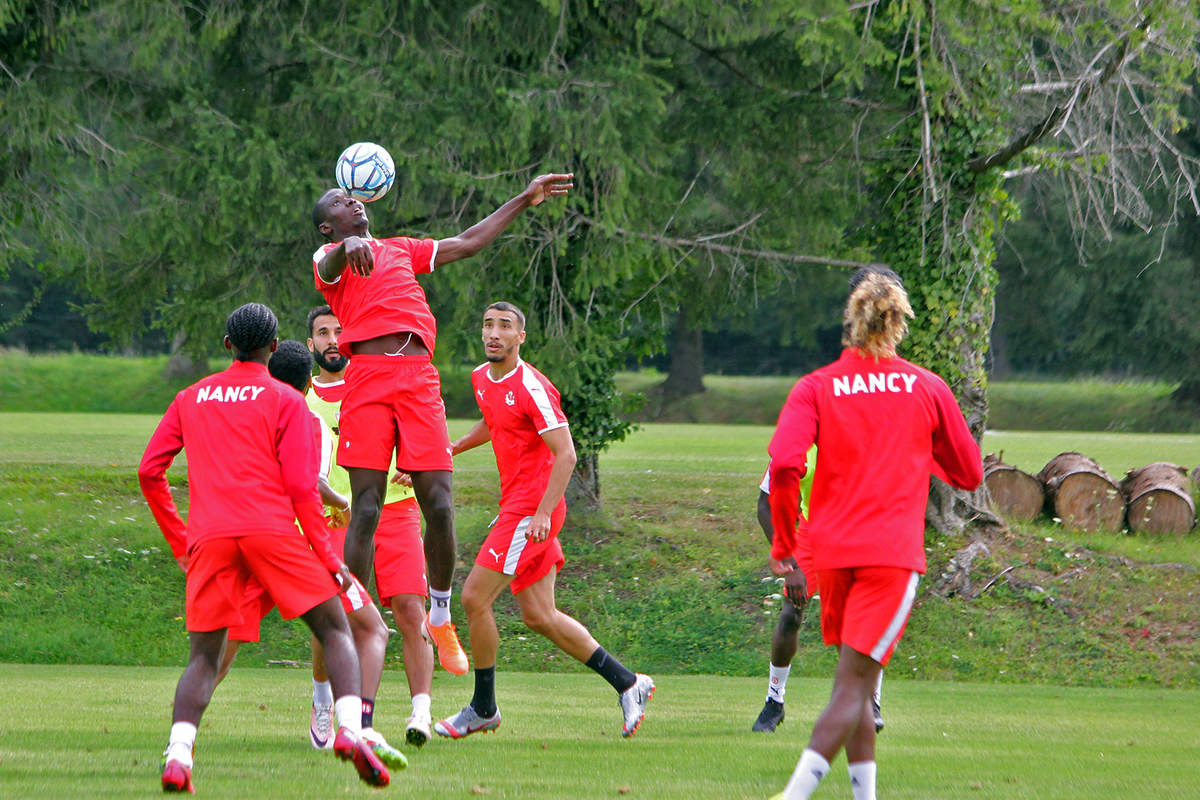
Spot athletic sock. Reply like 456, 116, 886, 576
586, 646, 638, 693
165, 722, 197, 768
361, 698, 374, 729
313, 679, 333, 707
767, 662, 791, 703
782, 748, 830, 800
334, 695, 362, 736
471, 666, 497, 718
848, 761, 878, 800
411, 692, 431, 719
429, 588, 452, 626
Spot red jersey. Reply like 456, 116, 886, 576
312, 235, 439, 355
471, 360, 569, 515
138, 360, 339, 571
768, 348, 982, 573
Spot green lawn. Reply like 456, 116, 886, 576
0, 664, 1196, 799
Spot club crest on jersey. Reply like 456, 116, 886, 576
504, 391, 515, 406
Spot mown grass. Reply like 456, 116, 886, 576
0, 664, 1197, 799
4, 351, 1199, 432
2, 413, 1198, 687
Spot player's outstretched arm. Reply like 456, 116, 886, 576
435, 172, 573, 268
450, 419, 492, 456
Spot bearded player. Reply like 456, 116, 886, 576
311, 172, 573, 676
434, 302, 654, 739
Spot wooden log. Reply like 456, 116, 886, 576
1037, 452, 1125, 532
983, 452, 1044, 522
1120, 462, 1196, 535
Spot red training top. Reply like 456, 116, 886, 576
138, 360, 340, 572
768, 348, 982, 573
471, 360, 569, 515
312, 236, 439, 356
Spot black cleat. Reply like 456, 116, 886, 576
752, 698, 785, 732
871, 696, 884, 733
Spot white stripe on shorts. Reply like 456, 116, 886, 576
503, 517, 533, 576
345, 574, 369, 612
869, 571, 920, 663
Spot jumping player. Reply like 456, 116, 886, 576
434, 302, 654, 739
752, 468, 885, 735
305, 306, 437, 748
768, 270, 981, 800
311, 172, 573, 676
138, 303, 389, 792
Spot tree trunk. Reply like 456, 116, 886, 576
983, 452, 1044, 522
567, 453, 601, 512
164, 331, 209, 380
1120, 462, 1196, 535
658, 307, 705, 399
1038, 452, 1125, 532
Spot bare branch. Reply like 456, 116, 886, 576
967, 14, 1149, 174
572, 212, 888, 270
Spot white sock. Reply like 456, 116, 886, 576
313, 679, 333, 707
848, 761, 877, 800
411, 692, 432, 718
335, 695, 362, 736
428, 588, 452, 626
165, 721, 197, 768
767, 662, 791, 703
782, 749, 830, 800
873, 671, 883, 706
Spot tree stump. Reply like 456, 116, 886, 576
983, 452, 1044, 522
1037, 452, 1125, 532
1120, 462, 1196, 535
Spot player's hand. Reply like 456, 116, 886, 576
783, 569, 808, 609
175, 553, 189, 573
343, 236, 374, 276
333, 563, 354, 595
768, 556, 793, 577
526, 511, 552, 542
524, 173, 574, 207
328, 505, 350, 528
391, 471, 413, 488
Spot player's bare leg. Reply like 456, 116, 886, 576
162, 629, 227, 793
345, 467, 388, 585
514, 567, 599, 661
409, 469, 468, 673
214, 638, 241, 685
433, 565, 508, 738
754, 598, 802, 732
389, 593, 435, 746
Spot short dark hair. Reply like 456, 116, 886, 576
268, 340, 314, 393
225, 303, 278, 359
485, 301, 526, 329
307, 305, 335, 337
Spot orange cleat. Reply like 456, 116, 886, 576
422, 614, 469, 675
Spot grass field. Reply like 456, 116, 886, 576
1, 664, 1197, 799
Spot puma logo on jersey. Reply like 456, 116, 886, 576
832, 372, 917, 397
195, 385, 266, 403
488, 547, 503, 563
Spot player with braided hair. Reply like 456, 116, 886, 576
768, 270, 982, 800
140, 304, 391, 792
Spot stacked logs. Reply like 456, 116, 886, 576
983, 452, 1196, 534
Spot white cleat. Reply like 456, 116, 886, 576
618, 674, 655, 737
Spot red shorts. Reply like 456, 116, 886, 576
227, 529, 374, 643
374, 499, 427, 604
338, 354, 452, 473
816, 567, 920, 666
475, 505, 566, 594
185, 533, 338, 634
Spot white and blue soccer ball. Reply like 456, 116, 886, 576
335, 142, 395, 202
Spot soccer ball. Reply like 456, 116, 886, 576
335, 142, 395, 203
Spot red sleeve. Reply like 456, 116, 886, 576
275, 391, 341, 572
767, 377, 816, 560
137, 398, 188, 559
930, 380, 983, 490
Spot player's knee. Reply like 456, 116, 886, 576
461, 586, 490, 620
520, 605, 555, 635
389, 597, 426, 637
